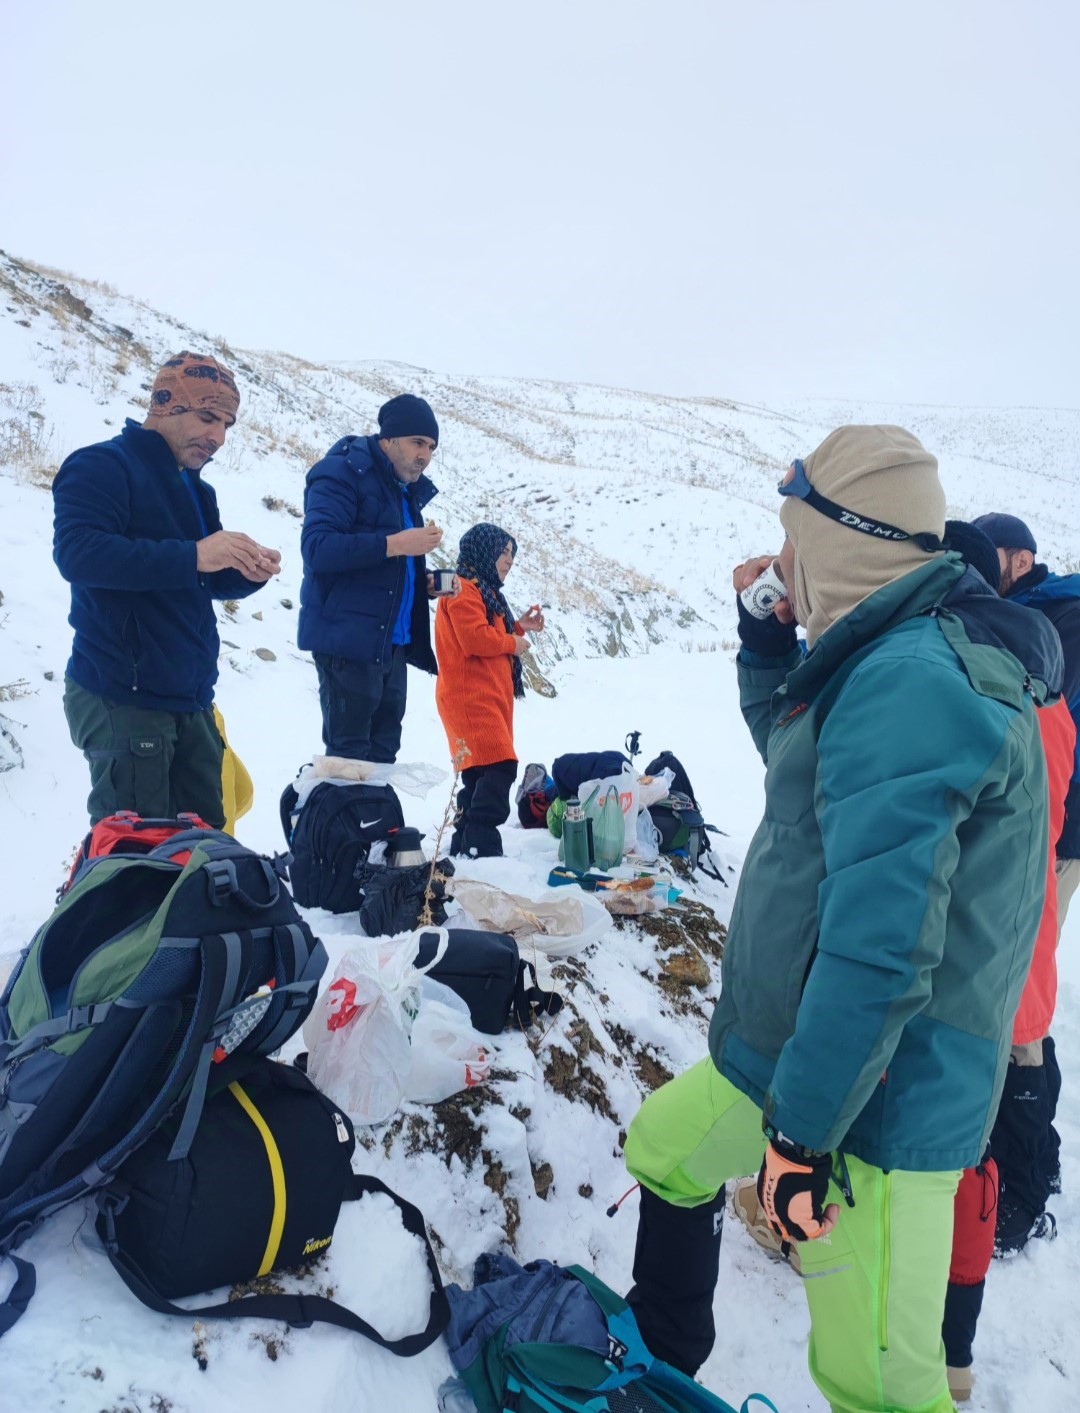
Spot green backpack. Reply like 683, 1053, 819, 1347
445, 1256, 778, 1413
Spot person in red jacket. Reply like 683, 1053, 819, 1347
937, 522, 1074, 1402
435, 523, 545, 857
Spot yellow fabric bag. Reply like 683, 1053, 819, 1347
213, 704, 254, 836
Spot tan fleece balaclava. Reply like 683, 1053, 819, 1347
779, 425, 946, 647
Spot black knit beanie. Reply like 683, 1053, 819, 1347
377, 394, 439, 446
944, 519, 1001, 591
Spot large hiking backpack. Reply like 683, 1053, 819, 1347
644, 751, 725, 885
0, 822, 326, 1334
280, 779, 405, 913
59, 810, 214, 898
445, 1255, 777, 1413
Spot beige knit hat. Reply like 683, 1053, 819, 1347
779, 425, 946, 646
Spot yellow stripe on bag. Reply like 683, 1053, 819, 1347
228, 1080, 286, 1276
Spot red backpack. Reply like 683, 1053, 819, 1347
60, 811, 215, 898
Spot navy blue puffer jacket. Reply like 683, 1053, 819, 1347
298, 435, 438, 671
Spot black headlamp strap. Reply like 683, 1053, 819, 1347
800, 485, 943, 552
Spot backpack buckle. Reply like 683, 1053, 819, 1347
97, 1190, 130, 1252
205, 860, 237, 905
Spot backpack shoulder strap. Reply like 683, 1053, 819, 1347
0, 1255, 35, 1337
99, 1172, 448, 1356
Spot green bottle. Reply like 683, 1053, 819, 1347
563, 796, 592, 874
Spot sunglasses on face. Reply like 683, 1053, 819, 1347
779, 460, 944, 553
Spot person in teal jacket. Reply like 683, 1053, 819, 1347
623, 426, 1062, 1413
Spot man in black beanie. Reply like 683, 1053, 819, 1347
973, 512, 1080, 929
299, 394, 455, 761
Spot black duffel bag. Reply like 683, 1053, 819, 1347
280, 779, 405, 913
414, 929, 562, 1035
95, 1058, 448, 1355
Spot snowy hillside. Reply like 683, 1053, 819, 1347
1, 250, 1079, 1413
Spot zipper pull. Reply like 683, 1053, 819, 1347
333, 1112, 350, 1144
836, 1151, 855, 1208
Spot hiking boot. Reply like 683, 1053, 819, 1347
731, 1178, 802, 1275
994, 1208, 1057, 1258
947, 1365, 974, 1403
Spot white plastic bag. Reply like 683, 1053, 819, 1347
633, 806, 662, 863
577, 764, 640, 852
444, 883, 612, 959
638, 767, 676, 809
302, 757, 448, 802
404, 990, 491, 1103
305, 929, 449, 1124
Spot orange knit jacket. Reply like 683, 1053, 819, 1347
434, 580, 524, 769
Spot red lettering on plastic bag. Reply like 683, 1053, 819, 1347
326, 977, 362, 1031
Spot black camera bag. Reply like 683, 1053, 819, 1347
414, 929, 562, 1035
95, 1058, 448, 1354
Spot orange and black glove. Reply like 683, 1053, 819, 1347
757, 1131, 837, 1243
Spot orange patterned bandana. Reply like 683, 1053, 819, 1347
148, 351, 240, 422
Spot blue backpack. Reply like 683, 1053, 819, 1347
0, 823, 327, 1335
445, 1255, 778, 1413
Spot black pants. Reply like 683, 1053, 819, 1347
992, 1045, 1058, 1251
314, 647, 407, 762
450, 760, 517, 858
63, 677, 225, 828
626, 1184, 726, 1376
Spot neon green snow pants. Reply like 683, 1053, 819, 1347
624, 1057, 960, 1413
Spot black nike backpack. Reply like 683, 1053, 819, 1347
280, 780, 405, 913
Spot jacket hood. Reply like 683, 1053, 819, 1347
944, 564, 1064, 698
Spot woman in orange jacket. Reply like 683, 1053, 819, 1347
435, 523, 544, 857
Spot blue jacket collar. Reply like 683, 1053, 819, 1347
1010, 564, 1080, 606
366, 435, 438, 512
122, 417, 186, 475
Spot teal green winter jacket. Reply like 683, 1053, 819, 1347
709, 556, 1060, 1173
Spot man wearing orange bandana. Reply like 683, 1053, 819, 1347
53, 351, 280, 828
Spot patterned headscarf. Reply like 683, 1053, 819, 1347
457, 522, 524, 699
148, 351, 240, 422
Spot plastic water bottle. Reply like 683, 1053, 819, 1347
563, 797, 592, 873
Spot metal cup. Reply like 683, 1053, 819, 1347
430, 568, 458, 596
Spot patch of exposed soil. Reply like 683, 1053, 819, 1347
615, 897, 726, 959
543, 1015, 617, 1122
484, 1156, 521, 1245
606, 1023, 674, 1092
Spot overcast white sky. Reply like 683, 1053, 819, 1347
3, 0, 1077, 407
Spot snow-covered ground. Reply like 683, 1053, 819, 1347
1, 253, 1078, 1411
